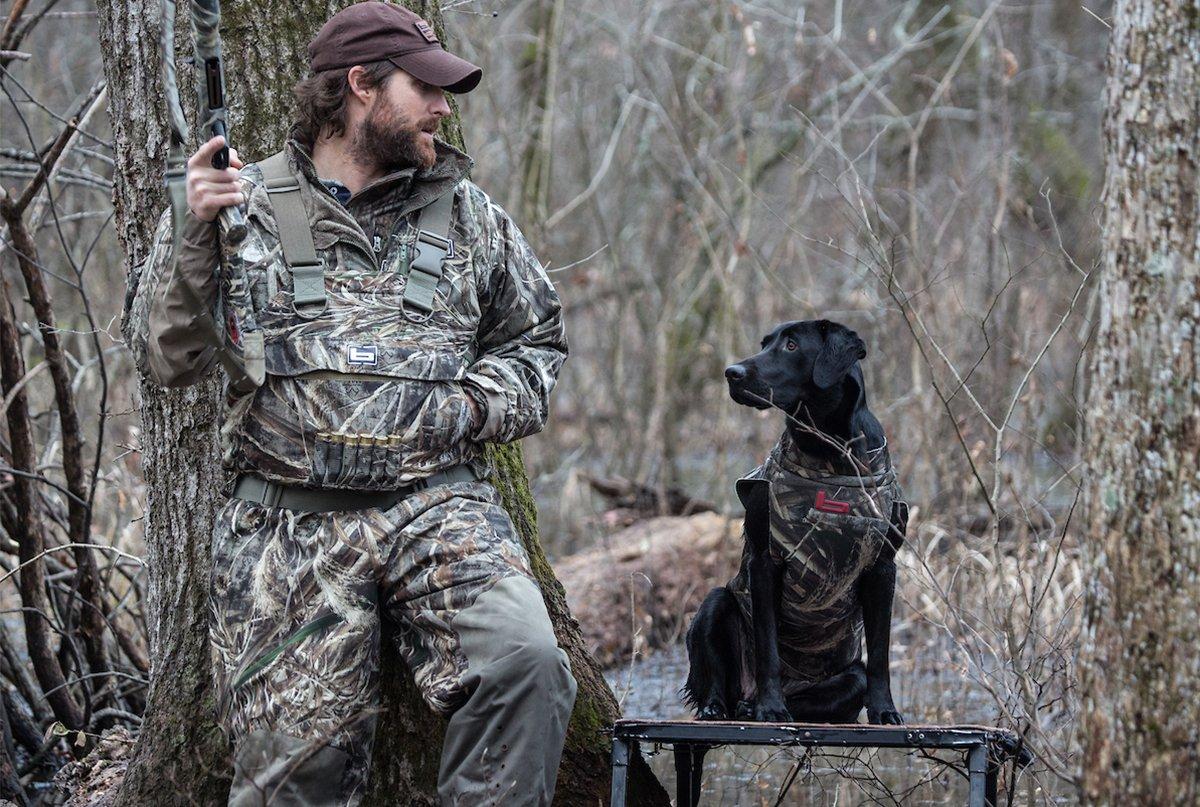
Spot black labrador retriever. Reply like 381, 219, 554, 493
682, 319, 907, 729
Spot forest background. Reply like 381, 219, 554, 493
2, 0, 1184, 804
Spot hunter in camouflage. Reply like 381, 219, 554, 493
128, 4, 576, 804
727, 430, 903, 695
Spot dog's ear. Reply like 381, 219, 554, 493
812, 321, 866, 389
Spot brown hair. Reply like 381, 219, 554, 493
290, 60, 399, 149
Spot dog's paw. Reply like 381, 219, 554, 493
753, 699, 793, 723
734, 700, 754, 719
697, 702, 728, 721
867, 707, 904, 725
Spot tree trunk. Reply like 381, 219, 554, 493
95, 2, 231, 803
1079, 1, 1200, 804
97, 1, 666, 804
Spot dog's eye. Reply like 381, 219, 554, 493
785, 339, 797, 351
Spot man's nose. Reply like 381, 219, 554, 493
725, 364, 748, 382
431, 92, 452, 117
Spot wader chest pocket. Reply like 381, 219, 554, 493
252, 334, 471, 490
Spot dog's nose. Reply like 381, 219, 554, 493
725, 364, 747, 382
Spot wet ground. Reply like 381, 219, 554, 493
604, 644, 1070, 806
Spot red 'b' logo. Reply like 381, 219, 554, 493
814, 490, 851, 514
226, 311, 241, 347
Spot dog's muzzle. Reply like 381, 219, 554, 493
726, 365, 772, 410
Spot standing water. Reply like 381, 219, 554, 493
605, 643, 1064, 805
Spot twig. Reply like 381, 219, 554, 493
0, 543, 144, 588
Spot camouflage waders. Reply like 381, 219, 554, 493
210, 478, 576, 805
728, 433, 903, 696
129, 136, 573, 805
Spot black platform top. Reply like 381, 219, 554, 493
611, 719, 1026, 759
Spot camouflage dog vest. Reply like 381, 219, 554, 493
730, 433, 903, 693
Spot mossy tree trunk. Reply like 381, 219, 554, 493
98, 0, 666, 804
96, 0, 231, 803
1078, 1, 1200, 804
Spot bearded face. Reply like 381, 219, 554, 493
350, 81, 440, 172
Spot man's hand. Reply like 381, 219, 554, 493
187, 135, 245, 223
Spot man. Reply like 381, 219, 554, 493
127, 3, 575, 804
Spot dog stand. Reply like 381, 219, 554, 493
609, 719, 1028, 807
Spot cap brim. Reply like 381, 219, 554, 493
391, 48, 482, 94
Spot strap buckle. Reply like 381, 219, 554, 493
264, 175, 301, 194
290, 261, 328, 319
401, 230, 454, 323
261, 480, 283, 508
416, 229, 455, 259
236, 475, 283, 508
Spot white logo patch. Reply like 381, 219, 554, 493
346, 345, 378, 366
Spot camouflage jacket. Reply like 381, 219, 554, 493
729, 432, 902, 689
128, 139, 567, 489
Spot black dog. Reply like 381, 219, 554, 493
683, 319, 907, 728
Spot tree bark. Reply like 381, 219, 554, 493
0, 691, 28, 806
1079, 1, 1200, 804
98, 1, 666, 804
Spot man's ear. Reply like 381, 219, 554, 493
812, 321, 867, 389
346, 65, 374, 103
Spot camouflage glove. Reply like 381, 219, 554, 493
420, 381, 486, 451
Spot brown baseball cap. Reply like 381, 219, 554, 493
307, 2, 482, 94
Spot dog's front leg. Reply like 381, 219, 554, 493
744, 481, 792, 723
858, 507, 906, 725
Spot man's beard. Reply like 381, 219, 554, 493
350, 95, 438, 173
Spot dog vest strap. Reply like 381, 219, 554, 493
259, 151, 326, 311
403, 188, 456, 318
886, 500, 909, 552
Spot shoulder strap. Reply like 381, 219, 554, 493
402, 187, 456, 319
259, 151, 326, 311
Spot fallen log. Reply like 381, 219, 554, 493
557, 513, 741, 669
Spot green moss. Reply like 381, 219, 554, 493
566, 692, 609, 744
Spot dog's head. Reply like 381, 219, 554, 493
725, 320, 866, 414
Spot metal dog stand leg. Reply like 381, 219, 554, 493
967, 744, 998, 807
610, 736, 632, 807
673, 744, 709, 807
